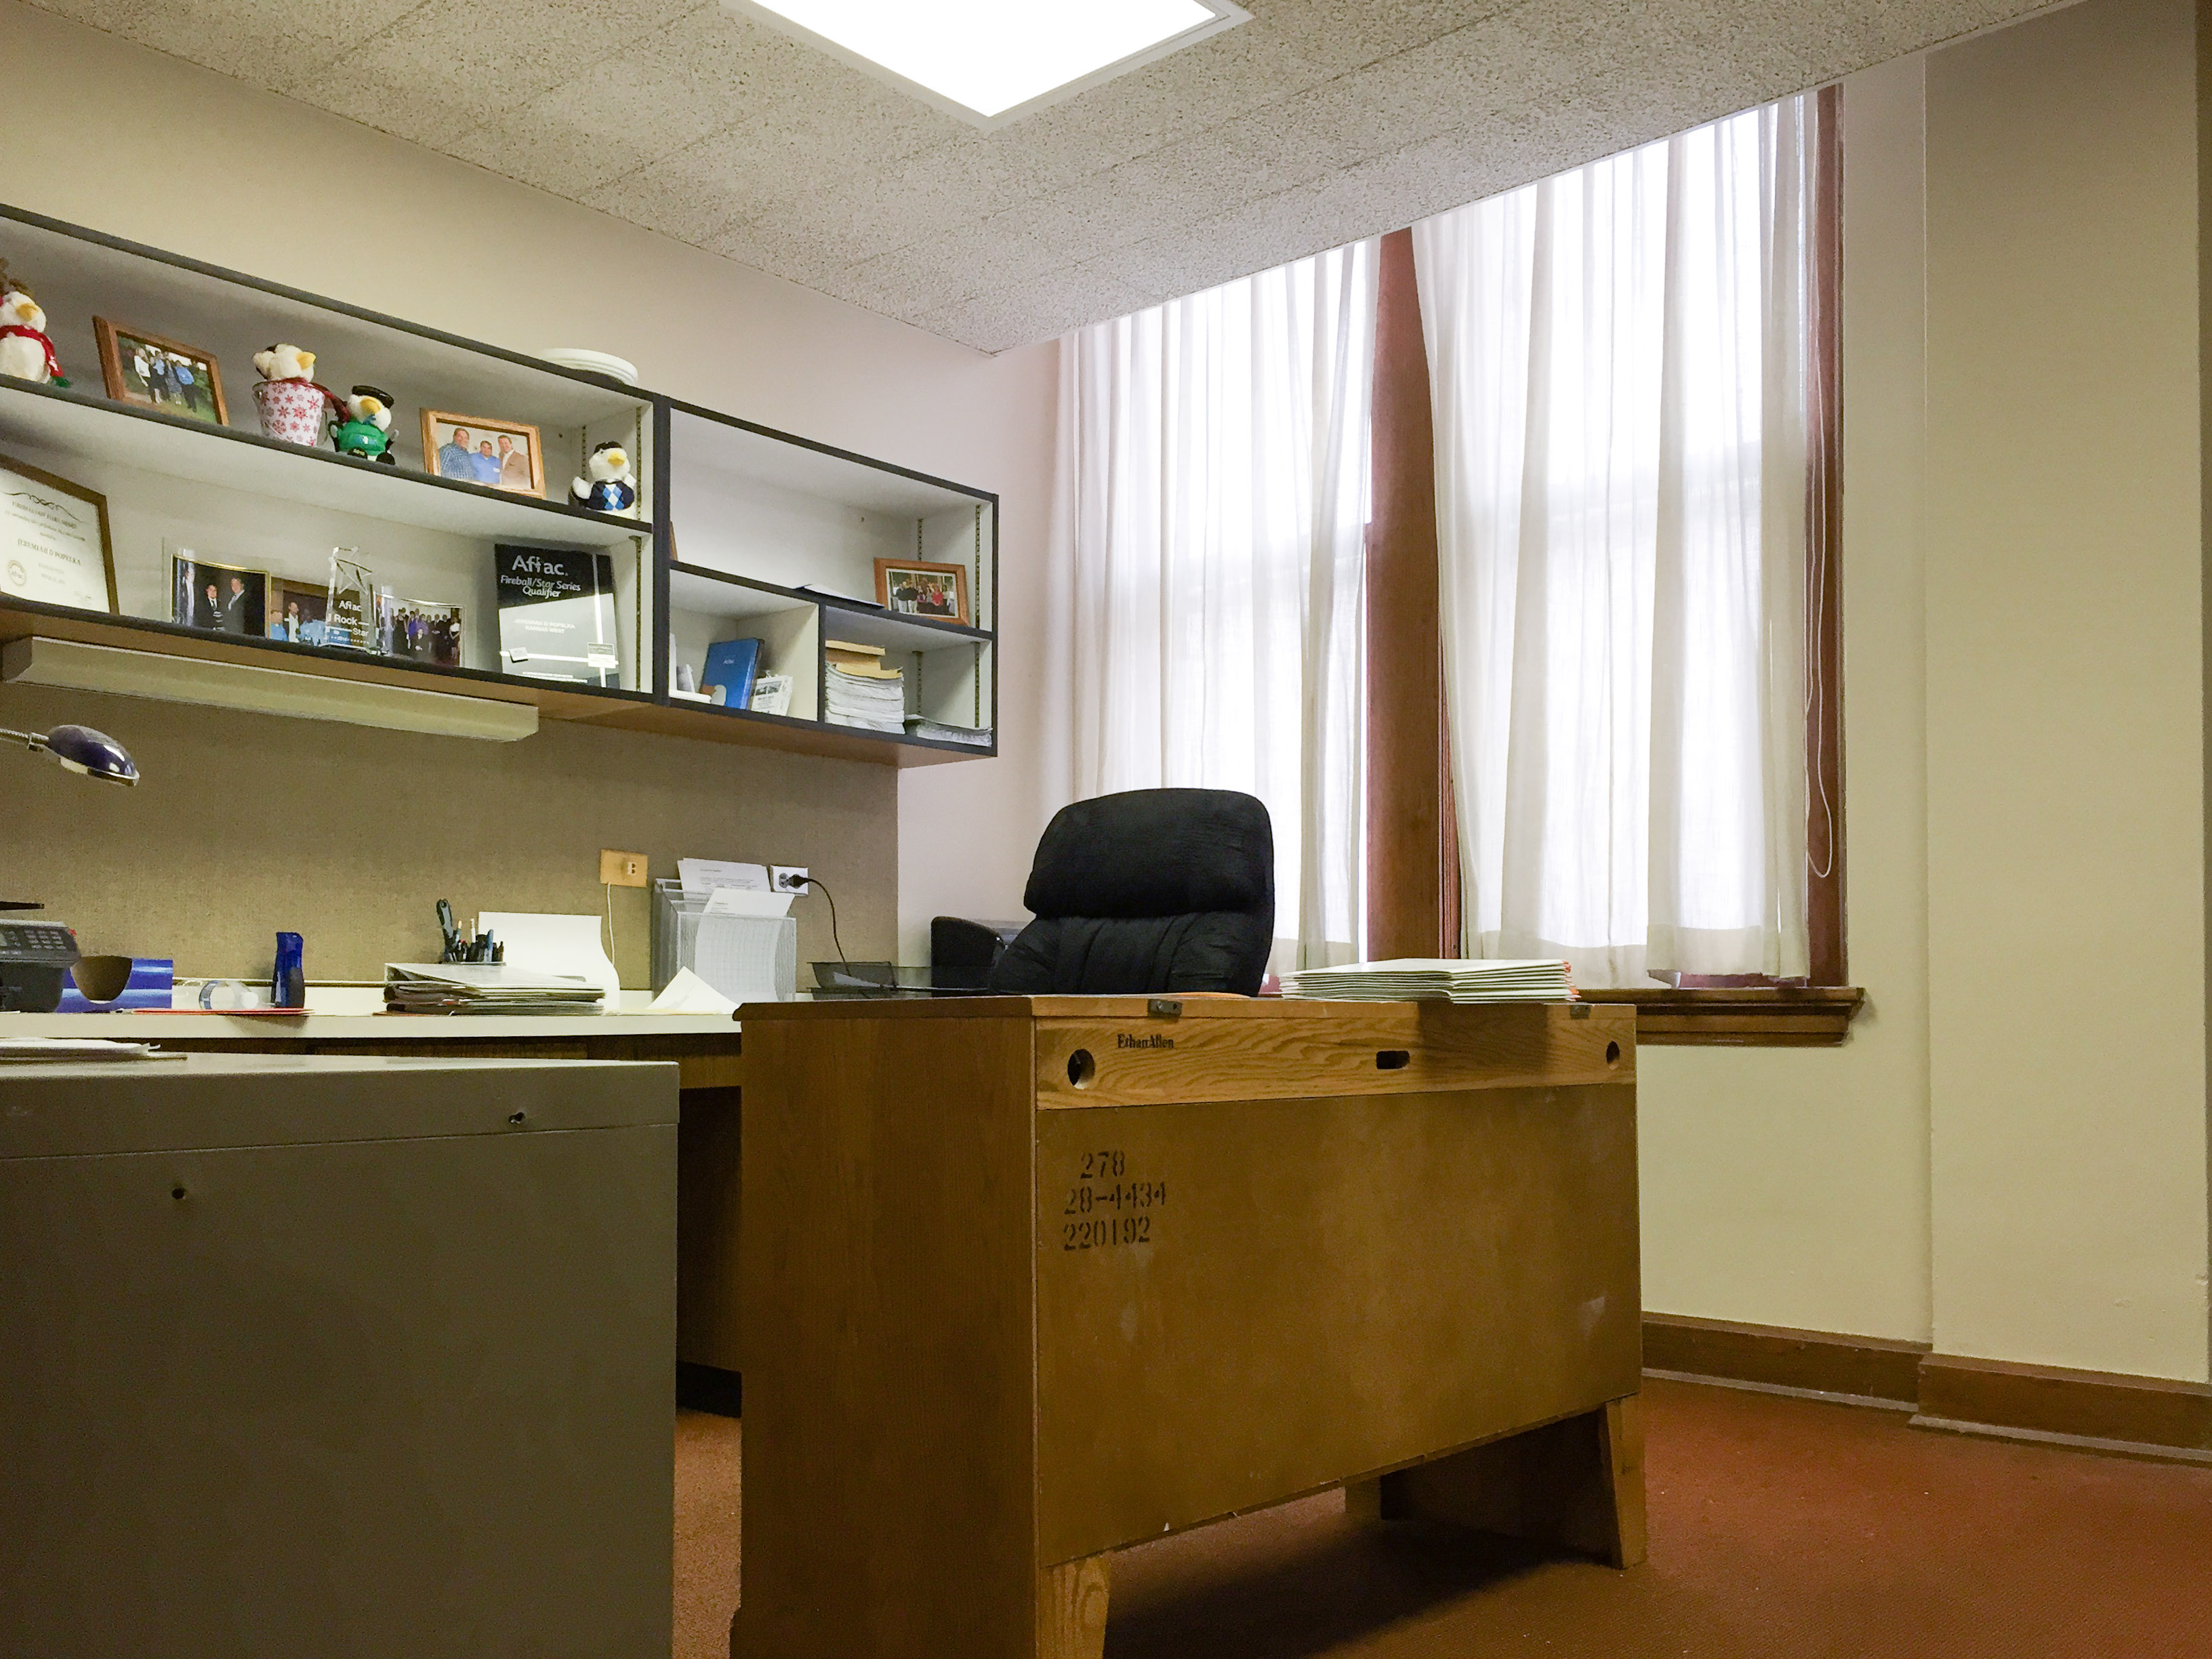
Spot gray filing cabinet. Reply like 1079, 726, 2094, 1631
0, 1053, 677, 1659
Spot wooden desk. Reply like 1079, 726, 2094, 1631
735, 996, 1643, 1659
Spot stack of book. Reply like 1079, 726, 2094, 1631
824, 639, 905, 732
1279, 958, 1576, 1003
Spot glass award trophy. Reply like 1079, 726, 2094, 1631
325, 548, 374, 651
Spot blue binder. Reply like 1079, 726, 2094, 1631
702, 637, 763, 710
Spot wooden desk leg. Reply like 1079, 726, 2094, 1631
1353, 1396, 1647, 1569
1037, 1554, 1111, 1659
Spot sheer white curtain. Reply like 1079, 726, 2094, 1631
1048, 242, 1376, 969
1413, 98, 1814, 987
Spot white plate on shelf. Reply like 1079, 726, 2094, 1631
537, 348, 639, 386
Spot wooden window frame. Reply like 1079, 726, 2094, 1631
1366, 85, 1859, 1046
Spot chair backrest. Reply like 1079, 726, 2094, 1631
987, 789, 1275, 996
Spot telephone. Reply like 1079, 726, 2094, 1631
0, 907, 81, 1012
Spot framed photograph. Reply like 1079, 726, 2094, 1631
95, 319, 228, 425
422, 410, 543, 497
874, 558, 970, 625
266, 577, 331, 647
169, 546, 266, 636
0, 451, 117, 614
381, 594, 464, 668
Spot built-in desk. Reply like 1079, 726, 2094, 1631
736, 995, 1645, 1659
0, 1010, 747, 1376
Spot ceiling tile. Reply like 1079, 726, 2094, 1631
313, 0, 705, 138
446, 52, 744, 195
41, 0, 2055, 349
30, 0, 421, 93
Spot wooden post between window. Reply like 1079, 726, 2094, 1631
1366, 227, 1448, 960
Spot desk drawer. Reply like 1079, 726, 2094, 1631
1034, 1000, 1632, 1108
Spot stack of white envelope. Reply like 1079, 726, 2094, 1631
1278, 958, 1576, 1003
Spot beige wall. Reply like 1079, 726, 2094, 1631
1646, 0, 2212, 1386
1637, 54, 1935, 1346
1923, 0, 2208, 1380
0, 1, 1057, 981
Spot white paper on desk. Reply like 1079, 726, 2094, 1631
647, 967, 739, 1015
474, 912, 621, 1014
701, 886, 793, 919
691, 913, 796, 1005
678, 858, 770, 897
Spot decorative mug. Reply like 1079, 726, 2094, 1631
253, 377, 325, 447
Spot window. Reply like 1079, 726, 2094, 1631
1050, 243, 1374, 969
1054, 89, 1845, 1008
1409, 89, 1841, 989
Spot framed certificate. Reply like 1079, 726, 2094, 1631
0, 453, 117, 615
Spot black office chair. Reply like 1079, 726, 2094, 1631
987, 788, 1275, 996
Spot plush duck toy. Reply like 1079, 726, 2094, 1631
251, 342, 320, 385
570, 440, 640, 516
0, 265, 68, 387
249, 343, 342, 446
331, 384, 397, 464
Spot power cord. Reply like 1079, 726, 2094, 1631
799, 874, 851, 972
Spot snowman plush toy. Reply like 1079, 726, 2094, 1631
0, 264, 68, 387
571, 441, 639, 516
330, 385, 398, 464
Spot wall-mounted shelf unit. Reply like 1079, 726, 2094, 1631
0, 201, 998, 765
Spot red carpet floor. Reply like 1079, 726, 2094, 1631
674, 1375, 2212, 1658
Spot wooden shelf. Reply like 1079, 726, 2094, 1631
817, 601, 992, 653
2, 198, 999, 768
592, 694, 991, 765
0, 380, 649, 550
668, 563, 992, 649
0, 599, 986, 764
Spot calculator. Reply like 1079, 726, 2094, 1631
0, 918, 81, 1012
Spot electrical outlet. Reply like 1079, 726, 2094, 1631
771, 865, 811, 893
600, 849, 649, 888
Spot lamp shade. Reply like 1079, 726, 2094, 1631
42, 723, 139, 784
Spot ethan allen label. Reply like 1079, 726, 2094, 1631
1115, 1032, 1174, 1050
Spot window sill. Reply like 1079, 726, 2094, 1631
1594, 986, 1865, 1047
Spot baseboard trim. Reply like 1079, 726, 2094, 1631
1908, 1414, 2212, 1469
1916, 1352, 2212, 1454
1642, 1366, 1916, 1414
1643, 1313, 2212, 1462
1642, 1312, 1928, 1404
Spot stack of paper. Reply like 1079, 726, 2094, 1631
905, 716, 991, 747
383, 962, 606, 1015
1279, 958, 1577, 1003
825, 664, 905, 732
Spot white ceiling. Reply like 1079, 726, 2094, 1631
37, 0, 2043, 351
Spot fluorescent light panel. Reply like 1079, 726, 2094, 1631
723, 0, 1248, 129
2, 638, 540, 742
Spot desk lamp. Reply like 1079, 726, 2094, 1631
3, 721, 138, 918
1, 721, 139, 785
